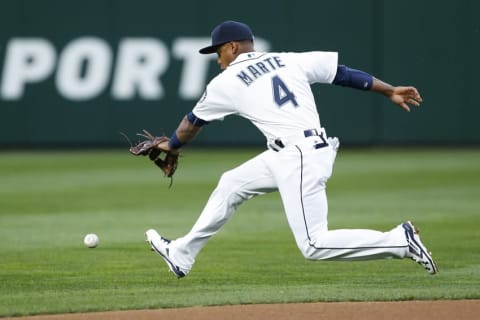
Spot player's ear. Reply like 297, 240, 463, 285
231, 41, 241, 54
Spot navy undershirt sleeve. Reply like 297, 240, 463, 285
187, 112, 209, 127
332, 65, 373, 90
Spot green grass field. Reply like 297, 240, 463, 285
1, 148, 479, 317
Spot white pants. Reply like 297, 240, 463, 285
169, 135, 409, 272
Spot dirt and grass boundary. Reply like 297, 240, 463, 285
4, 300, 479, 320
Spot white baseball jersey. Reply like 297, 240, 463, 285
166, 50, 410, 276
192, 51, 338, 141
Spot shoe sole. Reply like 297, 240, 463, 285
145, 233, 186, 278
403, 221, 438, 274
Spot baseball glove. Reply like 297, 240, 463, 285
128, 130, 179, 184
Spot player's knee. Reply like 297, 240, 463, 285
298, 242, 331, 260
217, 170, 239, 191
215, 171, 249, 204
300, 247, 317, 260
298, 243, 314, 259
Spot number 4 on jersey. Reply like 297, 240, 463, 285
272, 75, 298, 107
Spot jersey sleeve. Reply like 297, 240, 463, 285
294, 51, 338, 84
192, 75, 236, 122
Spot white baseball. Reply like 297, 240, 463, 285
83, 233, 99, 248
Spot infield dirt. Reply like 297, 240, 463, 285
4, 300, 479, 320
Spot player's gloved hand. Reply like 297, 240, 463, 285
128, 130, 180, 186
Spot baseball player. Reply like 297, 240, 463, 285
144, 20, 438, 277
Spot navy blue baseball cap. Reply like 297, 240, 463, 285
199, 20, 254, 54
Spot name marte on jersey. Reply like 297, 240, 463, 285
236, 56, 285, 86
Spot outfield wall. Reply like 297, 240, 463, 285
0, 0, 478, 147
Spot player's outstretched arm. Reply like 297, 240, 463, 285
173, 115, 203, 145
332, 65, 422, 112
156, 115, 203, 152
371, 77, 423, 112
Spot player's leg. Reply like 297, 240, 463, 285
167, 150, 277, 273
272, 141, 409, 261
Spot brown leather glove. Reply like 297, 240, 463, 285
129, 130, 179, 182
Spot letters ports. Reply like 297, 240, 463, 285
0, 37, 269, 101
